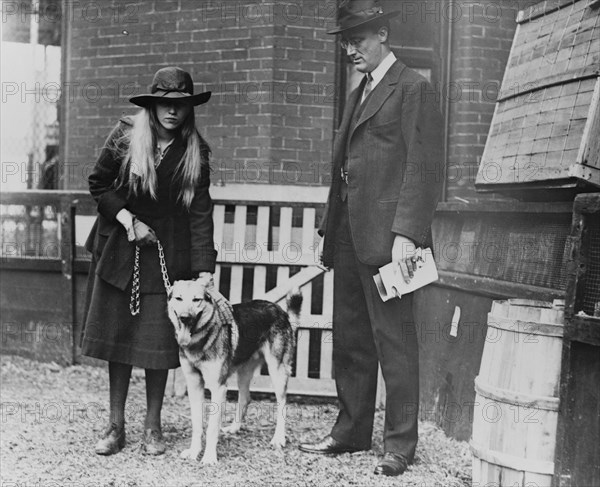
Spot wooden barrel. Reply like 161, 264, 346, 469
471, 299, 564, 487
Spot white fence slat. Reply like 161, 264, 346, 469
296, 328, 310, 379
252, 265, 267, 298
213, 204, 225, 245
302, 207, 316, 258
320, 332, 333, 379
259, 266, 323, 303
301, 281, 313, 317
255, 206, 269, 251
322, 271, 334, 316
276, 265, 290, 288
278, 207, 293, 250
229, 264, 244, 304
233, 205, 247, 250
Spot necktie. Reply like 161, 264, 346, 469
361, 73, 373, 104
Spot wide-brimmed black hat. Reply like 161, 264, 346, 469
129, 67, 211, 107
327, 0, 400, 35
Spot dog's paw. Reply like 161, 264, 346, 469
200, 453, 218, 465
180, 448, 200, 460
270, 435, 286, 449
221, 423, 241, 435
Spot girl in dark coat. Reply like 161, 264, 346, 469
81, 67, 217, 456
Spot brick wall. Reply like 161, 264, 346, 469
62, 0, 337, 190
446, 3, 518, 202
62, 1, 520, 198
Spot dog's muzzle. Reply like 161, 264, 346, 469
178, 313, 198, 328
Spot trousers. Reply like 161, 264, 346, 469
330, 201, 419, 459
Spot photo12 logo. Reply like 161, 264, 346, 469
2, 2, 139, 25
2, 81, 139, 104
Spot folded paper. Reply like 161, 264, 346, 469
373, 248, 438, 301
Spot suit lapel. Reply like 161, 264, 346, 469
350, 60, 407, 139
332, 77, 367, 166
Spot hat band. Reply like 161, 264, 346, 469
154, 88, 192, 96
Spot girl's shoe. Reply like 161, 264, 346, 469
143, 428, 166, 455
94, 423, 126, 455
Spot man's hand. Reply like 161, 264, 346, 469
391, 235, 417, 285
316, 236, 330, 271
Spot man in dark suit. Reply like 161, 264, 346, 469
299, 0, 444, 477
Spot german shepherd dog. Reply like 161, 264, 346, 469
168, 277, 301, 465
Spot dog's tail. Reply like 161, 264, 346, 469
286, 287, 303, 330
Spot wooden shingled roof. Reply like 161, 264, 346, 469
476, 0, 600, 197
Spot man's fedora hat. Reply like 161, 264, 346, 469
327, 0, 400, 35
129, 67, 211, 108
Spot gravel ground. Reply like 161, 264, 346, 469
1, 355, 471, 486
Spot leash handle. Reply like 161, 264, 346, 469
129, 240, 172, 316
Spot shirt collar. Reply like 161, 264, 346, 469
368, 51, 397, 88
155, 137, 175, 164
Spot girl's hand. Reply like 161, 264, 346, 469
132, 218, 158, 246
198, 272, 214, 288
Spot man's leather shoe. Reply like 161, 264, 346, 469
142, 429, 166, 455
94, 423, 125, 455
299, 435, 362, 455
374, 452, 409, 476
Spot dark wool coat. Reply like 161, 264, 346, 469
85, 118, 217, 294
320, 59, 445, 268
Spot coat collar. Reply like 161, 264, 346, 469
155, 133, 186, 179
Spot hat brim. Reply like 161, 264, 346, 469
327, 10, 400, 35
129, 90, 211, 108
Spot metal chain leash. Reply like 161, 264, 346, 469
129, 240, 172, 316
157, 240, 172, 295
129, 246, 141, 315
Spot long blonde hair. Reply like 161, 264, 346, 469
112, 106, 210, 208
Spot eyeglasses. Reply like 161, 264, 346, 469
340, 37, 365, 50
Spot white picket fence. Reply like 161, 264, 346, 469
167, 186, 338, 398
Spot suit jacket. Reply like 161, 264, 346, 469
320, 58, 444, 268
85, 118, 217, 293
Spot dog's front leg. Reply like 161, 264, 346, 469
201, 383, 227, 465
179, 357, 204, 461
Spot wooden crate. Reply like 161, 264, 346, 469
554, 193, 600, 487
476, 0, 600, 196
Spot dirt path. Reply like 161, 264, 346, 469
1, 355, 471, 486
